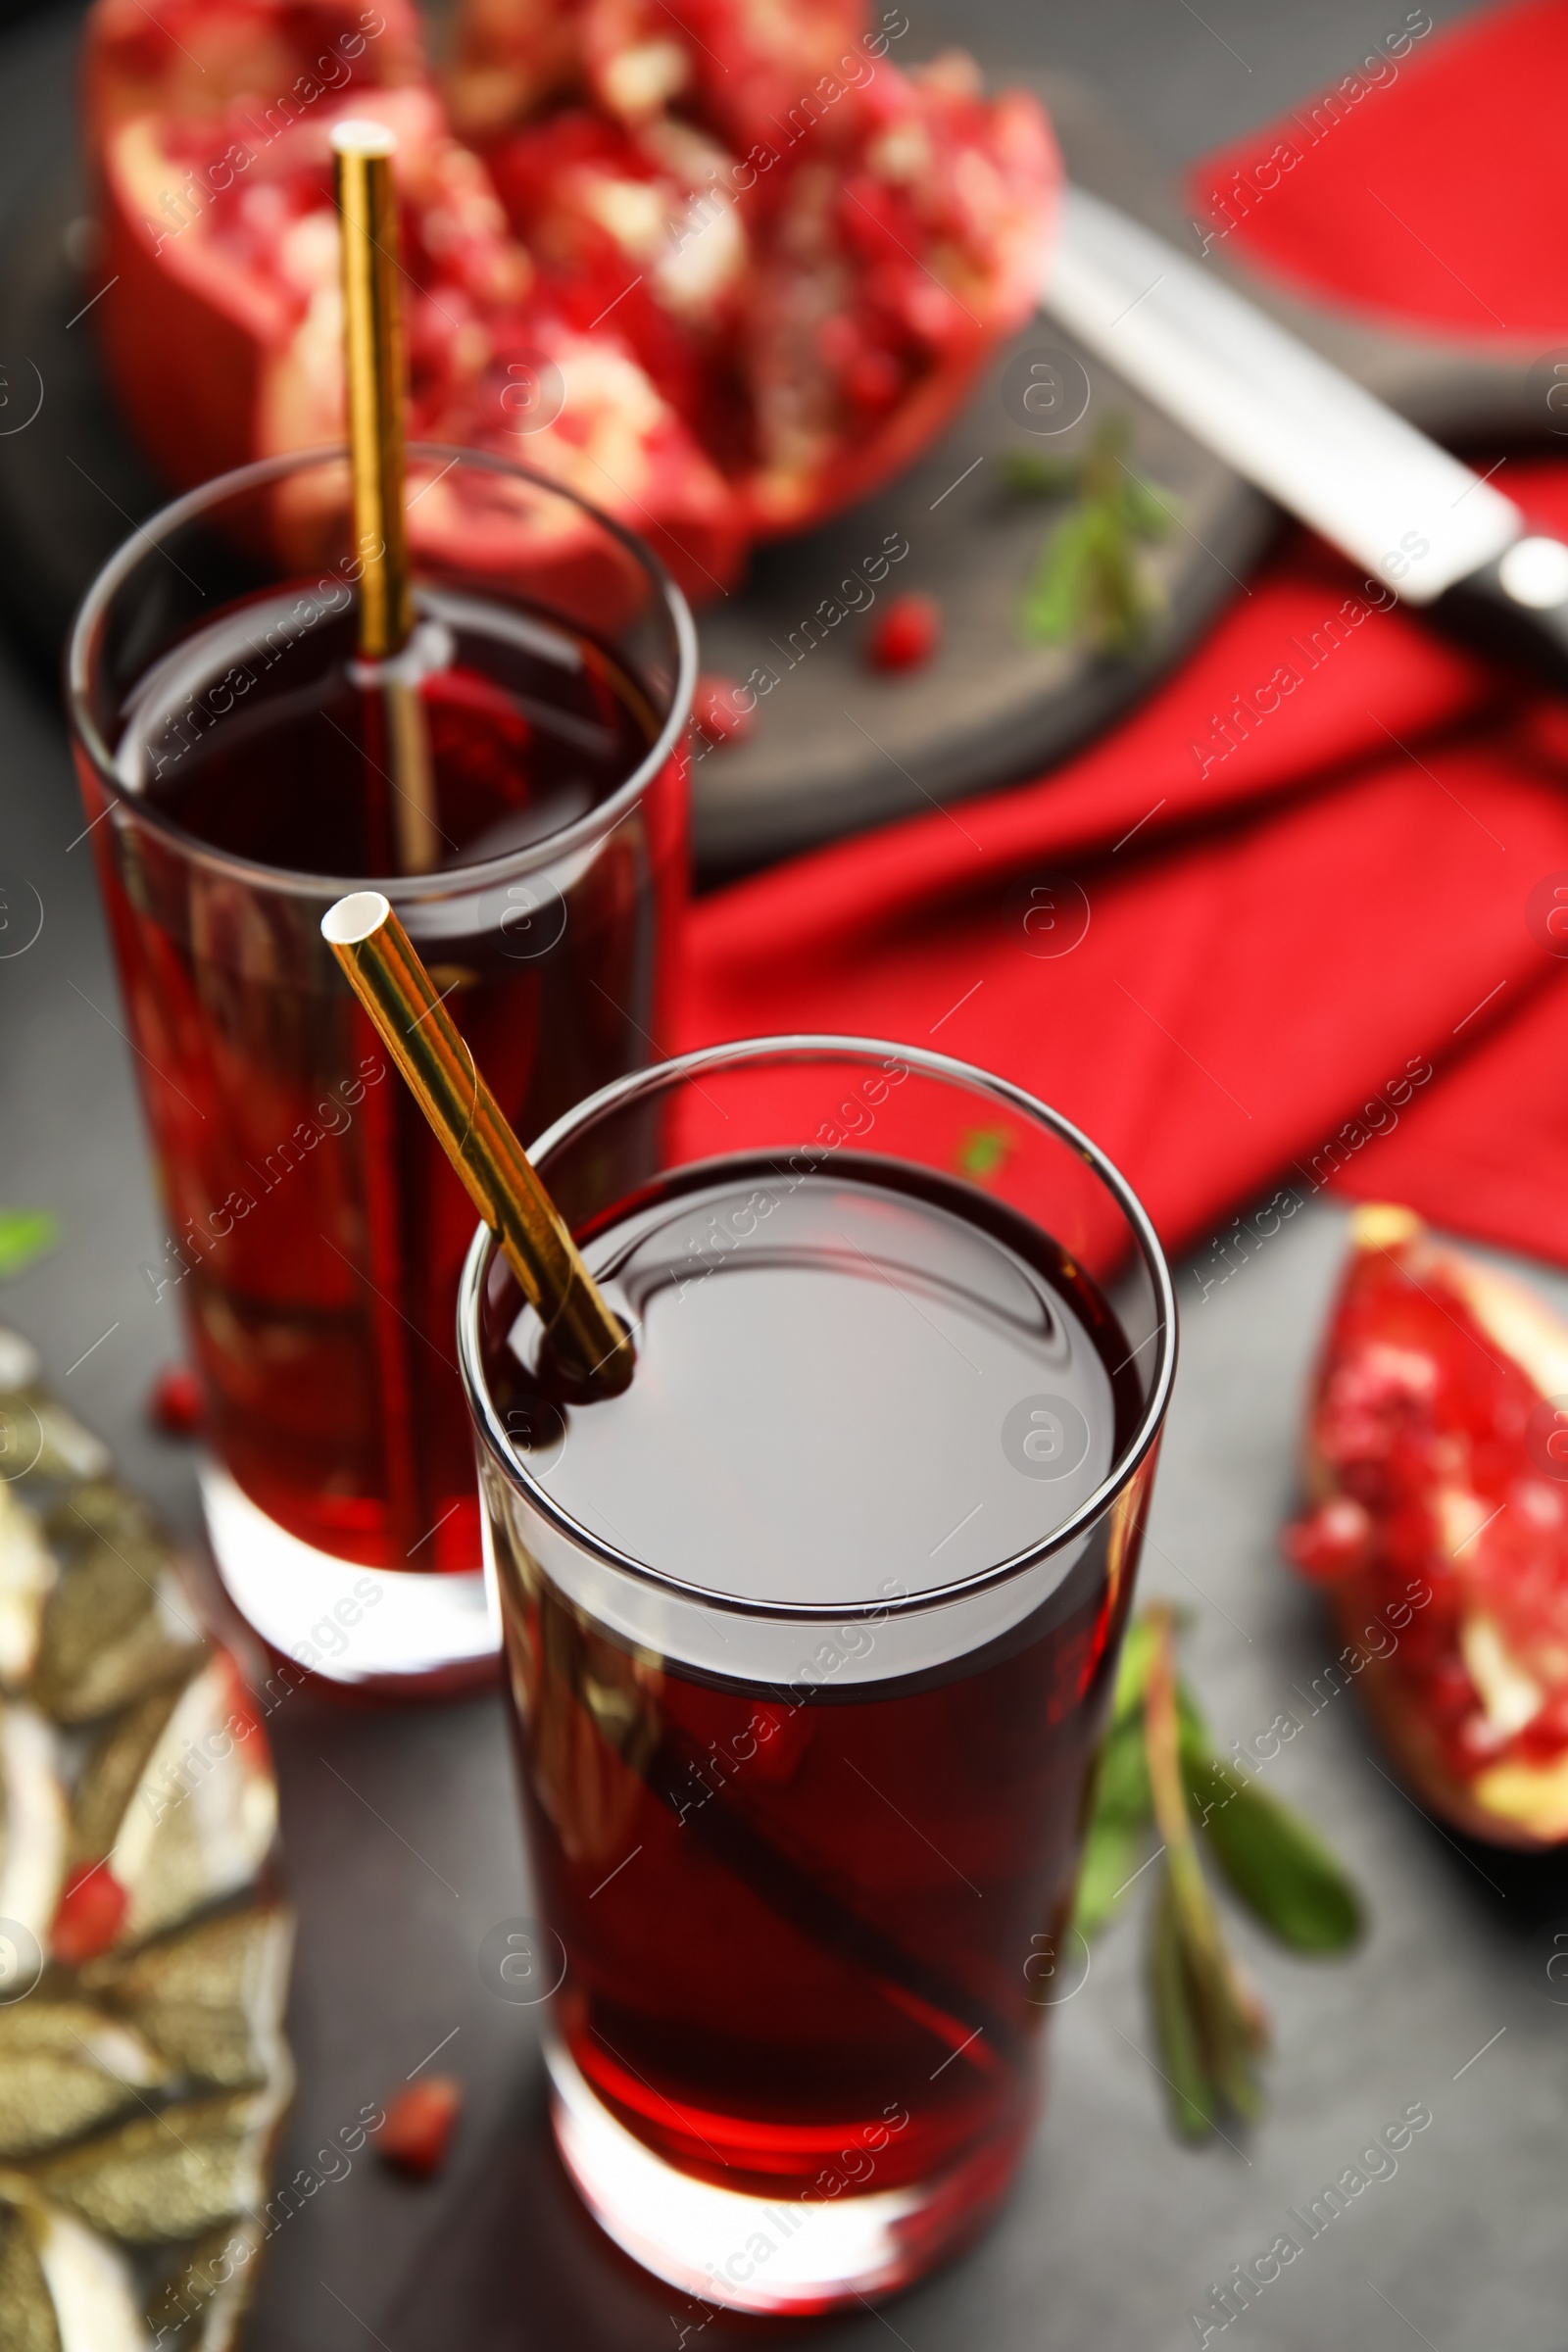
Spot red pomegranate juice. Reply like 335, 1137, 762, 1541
480, 1153, 1148, 2220
81, 582, 681, 1571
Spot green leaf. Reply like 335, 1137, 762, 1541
1096, 1708, 1153, 1821
1020, 507, 1098, 644
1074, 1806, 1149, 1938
1148, 1861, 1214, 2138
999, 449, 1082, 500
1176, 1677, 1214, 1763
1093, 1602, 1364, 2140
1112, 1612, 1162, 1723
0, 1210, 57, 1280
1119, 473, 1179, 540
1142, 1606, 1269, 2134
1010, 416, 1176, 657
1084, 507, 1164, 655
954, 1125, 1014, 1183
1192, 1758, 1365, 1952
1075, 1708, 1155, 1938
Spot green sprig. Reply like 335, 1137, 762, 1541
1004, 417, 1176, 657
1075, 1601, 1364, 2140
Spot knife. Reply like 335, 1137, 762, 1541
1042, 185, 1568, 684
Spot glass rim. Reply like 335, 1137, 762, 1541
65, 439, 699, 905
457, 1033, 1178, 1626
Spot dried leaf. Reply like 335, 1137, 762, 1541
145, 2213, 267, 2351
90, 1905, 294, 2090
34, 1486, 206, 1725
0, 1340, 113, 1486
28, 1409, 113, 1487
0, 1486, 56, 1691
32, 2085, 288, 2245
0, 1703, 68, 1956
0, 2002, 166, 2158
0, 2180, 146, 2352
0, 2193, 58, 2352
71, 1687, 185, 1871
81, 1655, 278, 1952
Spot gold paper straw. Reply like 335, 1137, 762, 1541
332, 119, 439, 875
333, 119, 411, 658
320, 891, 635, 1395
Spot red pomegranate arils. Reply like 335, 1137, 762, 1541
867, 592, 940, 672
379, 2077, 464, 2178
693, 673, 755, 747
52, 1866, 129, 1966
149, 1363, 203, 1437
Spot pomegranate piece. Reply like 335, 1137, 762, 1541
1283, 1202, 1568, 1846
866, 590, 940, 671
379, 2076, 464, 2177
149, 1364, 204, 1436
52, 1866, 130, 1967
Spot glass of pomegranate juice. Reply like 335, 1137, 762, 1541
69, 445, 693, 1695
459, 1036, 1176, 2310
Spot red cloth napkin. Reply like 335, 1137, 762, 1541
678, 0, 1568, 1279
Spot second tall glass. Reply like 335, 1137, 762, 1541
69, 444, 694, 1693
460, 1037, 1176, 2308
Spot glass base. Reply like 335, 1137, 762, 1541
546, 2035, 1023, 2316
201, 1462, 499, 1698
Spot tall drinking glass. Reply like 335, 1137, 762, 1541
69, 445, 694, 1695
459, 1037, 1176, 2310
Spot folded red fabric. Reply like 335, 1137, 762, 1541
679, 0, 1568, 1282
1191, 0, 1568, 341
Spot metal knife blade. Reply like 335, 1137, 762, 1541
1040, 186, 1568, 691
1043, 184, 1519, 603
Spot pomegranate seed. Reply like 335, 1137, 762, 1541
379, 2078, 463, 2178
866, 593, 940, 673
150, 1364, 203, 1437
52, 1867, 128, 1966
693, 674, 754, 748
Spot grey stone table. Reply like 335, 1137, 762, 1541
5, 1, 1560, 2346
